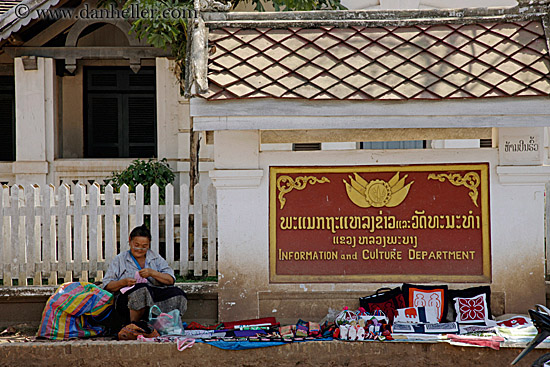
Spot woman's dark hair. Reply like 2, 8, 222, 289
129, 224, 152, 240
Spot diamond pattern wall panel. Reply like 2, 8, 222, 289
205, 21, 550, 101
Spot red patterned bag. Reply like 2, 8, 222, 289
359, 287, 405, 324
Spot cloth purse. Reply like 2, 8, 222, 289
149, 305, 184, 335
118, 321, 160, 340
359, 287, 405, 324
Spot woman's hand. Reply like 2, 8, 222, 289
124, 277, 137, 286
105, 277, 136, 292
139, 268, 175, 285
138, 268, 155, 278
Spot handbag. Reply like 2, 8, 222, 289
118, 321, 160, 340
148, 305, 184, 335
359, 287, 406, 324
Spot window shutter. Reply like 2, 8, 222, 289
128, 96, 156, 158
293, 143, 321, 151
480, 139, 492, 148
0, 76, 15, 161
0, 96, 14, 161
85, 67, 156, 158
129, 72, 155, 88
87, 95, 121, 158
361, 141, 425, 149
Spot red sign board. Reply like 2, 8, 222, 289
269, 164, 491, 283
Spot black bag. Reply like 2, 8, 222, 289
359, 287, 406, 324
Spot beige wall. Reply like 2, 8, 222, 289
211, 129, 548, 323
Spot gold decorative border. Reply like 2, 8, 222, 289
269, 163, 491, 284
427, 172, 480, 207
276, 175, 330, 209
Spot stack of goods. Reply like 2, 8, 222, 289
181, 317, 333, 343
355, 283, 543, 348
390, 284, 459, 339
182, 317, 280, 341
357, 284, 499, 341
333, 307, 393, 341
277, 320, 329, 341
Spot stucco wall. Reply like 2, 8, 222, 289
212, 139, 546, 322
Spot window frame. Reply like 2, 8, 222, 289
84, 67, 157, 159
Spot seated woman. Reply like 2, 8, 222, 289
102, 224, 187, 328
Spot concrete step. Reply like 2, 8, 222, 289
0, 283, 218, 328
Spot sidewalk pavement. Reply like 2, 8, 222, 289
1, 336, 549, 367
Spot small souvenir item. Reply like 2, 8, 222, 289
348, 322, 358, 341
339, 324, 350, 340
335, 307, 358, 326
394, 306, 439, 324
356, 326, 366, 341
382, 329, 393, 340
279, 325, 294, 338
356, 307, 371, 322
454, 293, 489, 324
368, 324, 375, 334
295, 324, 308, 337
308, 322, 321, 337
371, 309, 388, 324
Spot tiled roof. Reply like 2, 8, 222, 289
0, 0, 22, 15
205, 21, 550, 100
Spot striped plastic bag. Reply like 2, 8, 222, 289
37, 282, 114, 340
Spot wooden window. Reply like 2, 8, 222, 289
85, 67, 156, 158
0, 76, 15, 161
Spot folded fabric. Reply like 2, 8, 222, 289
120, 271, 149, 294
447, 334, 504, 350
185, 322, 223, 330
496, 316, 531, 328
196, 337, 333, 350
460, 325, 497, 335
182, 330, 227, 338
234, 330, 267, 337
495, 325, 538, 339
200, 340, 286, 350
393, 322, 459, 334
137, 335, 195, 351
223, 317, 277, 330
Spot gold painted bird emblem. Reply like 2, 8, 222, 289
343, 172, 414, 208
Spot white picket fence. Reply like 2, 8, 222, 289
0, 182, 217, 286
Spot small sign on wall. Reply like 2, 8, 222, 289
499, 127, 543, 166
269, 164, 491, 283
